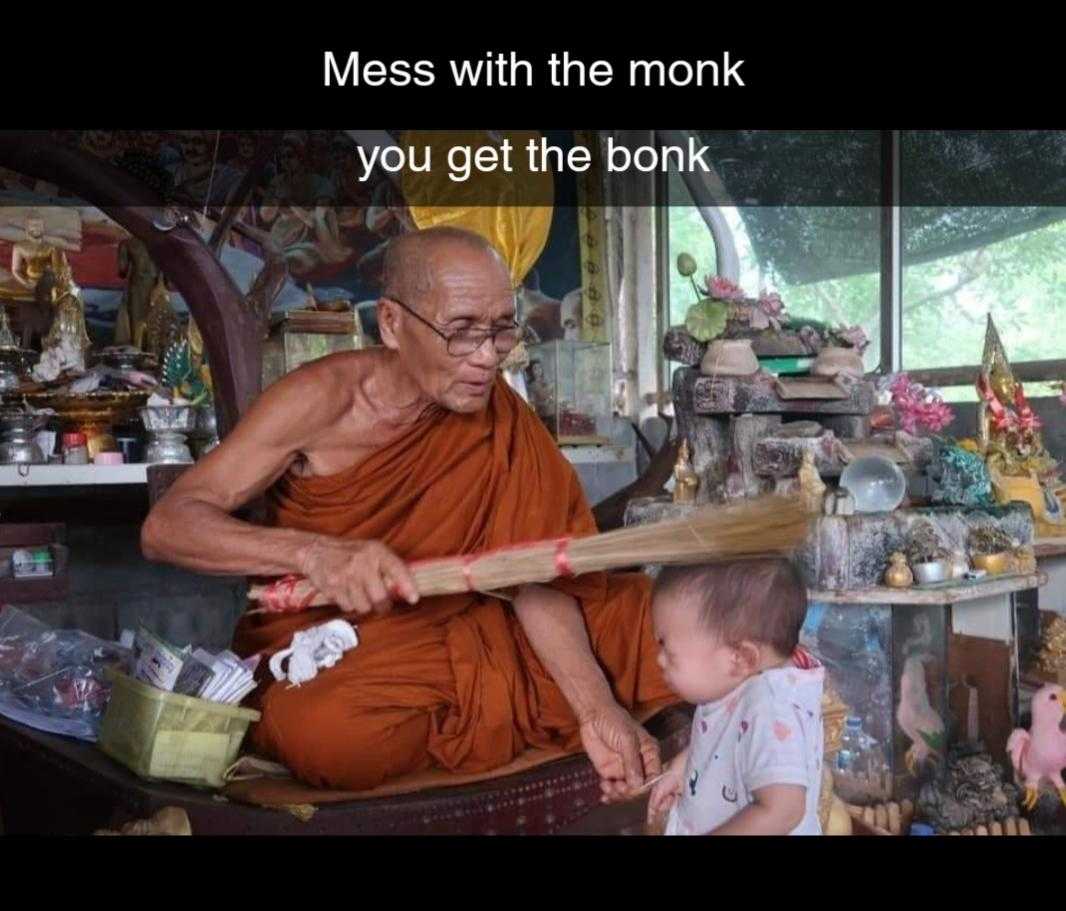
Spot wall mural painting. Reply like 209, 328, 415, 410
0, 130, 582, 349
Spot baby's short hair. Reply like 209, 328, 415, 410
653, 558, 808, 656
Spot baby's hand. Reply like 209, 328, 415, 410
646, 749, 687, 827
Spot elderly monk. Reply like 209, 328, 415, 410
141, 226, 677, 793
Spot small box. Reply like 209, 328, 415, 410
98, 669, 260, 788
525, 340, 612, 445
262, 306, 366, 389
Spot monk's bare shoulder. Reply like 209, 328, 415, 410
241, 348, 383, 448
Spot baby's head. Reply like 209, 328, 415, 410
652, 558, 808, 704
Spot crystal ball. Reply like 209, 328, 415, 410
839, 456, 906, 513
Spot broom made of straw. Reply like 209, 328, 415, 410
246, 494, 811, 614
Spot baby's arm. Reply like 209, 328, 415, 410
703, 784, 806, 835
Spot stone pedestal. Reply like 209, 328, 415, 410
671, 366, 878, 503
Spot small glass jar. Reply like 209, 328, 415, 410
62, 431, 90, 465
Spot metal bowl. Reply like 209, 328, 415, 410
840, 456, 907, 513
912, 560, 950, 585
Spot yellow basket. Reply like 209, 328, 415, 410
98, 669, 260, 788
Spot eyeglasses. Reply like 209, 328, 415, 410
385, 296, 521, 358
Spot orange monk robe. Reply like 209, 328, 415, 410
233, 378, 677, 791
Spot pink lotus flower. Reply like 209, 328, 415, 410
707, 276, 745, 302
889, 373, 955, 435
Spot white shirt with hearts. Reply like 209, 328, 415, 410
665, 655, 825, 836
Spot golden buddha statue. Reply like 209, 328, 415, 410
10, 216, 58, 299
41, 250, 91, 354
138, 274, 181, 361
672, 438, 699, 505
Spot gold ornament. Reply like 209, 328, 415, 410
884, 551, 915, 589
672, 438, 699, 505
797, 450, 827, 515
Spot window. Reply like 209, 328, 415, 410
896, 132, 1066, 401
663, 130, 1066, 400
665, 130, 883, 376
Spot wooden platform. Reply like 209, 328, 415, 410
0, 707, 692, 835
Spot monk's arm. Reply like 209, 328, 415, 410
140, 372, 330, 577
511, 584, 616, 721
513, 583, 659, 788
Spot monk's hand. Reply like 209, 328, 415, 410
299, 535, 419, 615
578, 703, 662, 803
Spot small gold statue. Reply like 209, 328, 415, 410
797, 450, 827, 515
884, 552, 915, 589
1037, 613, 1066, 682
138, 274, 181, 361
41, 250, 91, 354
672, 438, 699, 505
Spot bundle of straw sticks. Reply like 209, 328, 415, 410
247, 494, 811, 614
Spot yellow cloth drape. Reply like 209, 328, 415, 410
401, 130, 553, 287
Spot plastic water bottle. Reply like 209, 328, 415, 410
836, 716, 865, 774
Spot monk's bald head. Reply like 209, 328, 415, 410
382, 227, 509, 310
377, 226, 517, 415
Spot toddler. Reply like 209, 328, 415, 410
647, 558, 824, 835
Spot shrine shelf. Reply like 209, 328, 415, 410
809, 571, 1046, 606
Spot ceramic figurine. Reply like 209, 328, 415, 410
1007, 684, 1066, 810
884, 552, 914, 589
797, 450, 827, 515
673, 438, 699, 505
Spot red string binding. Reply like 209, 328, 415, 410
554, 537, 574, 577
